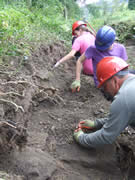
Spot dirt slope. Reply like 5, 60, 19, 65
0, 40, 135, 180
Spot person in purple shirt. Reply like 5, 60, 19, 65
71, 25, 128, 92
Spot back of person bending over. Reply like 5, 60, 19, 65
73, 56, 135, 148
54, 21, 95, 77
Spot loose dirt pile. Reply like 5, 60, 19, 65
0, 40, 135, 180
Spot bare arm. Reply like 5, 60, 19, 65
59, 49, 77, 64
76, 53, 86, 81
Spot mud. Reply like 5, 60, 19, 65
0, 40, 135, 180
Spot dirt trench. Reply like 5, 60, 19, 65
0, 40, 135, 180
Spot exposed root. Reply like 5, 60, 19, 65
0, 120, 27, 152
1, 80, 58, 94
40, 87, 58, 94
0, 98, 24, 112
2, 121, 17, 129
41, 91, 59, 104
55, 94, 65, 105
0, 91, 24, 97
116, 141, 135, 179
45, 110, 58, 121
0, 71, 11, 75
1, 80, 35, 86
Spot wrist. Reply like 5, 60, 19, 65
74, 128, 84, 142
58, 60, 61, 64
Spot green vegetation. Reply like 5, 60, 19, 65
0, 0, 134, 58
0, 0, 81, 57
128, 0, 135, 10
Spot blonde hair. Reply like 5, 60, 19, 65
77, 25, 93, 35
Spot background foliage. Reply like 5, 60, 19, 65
128, 0, 135, 10
0, 0, 134, 58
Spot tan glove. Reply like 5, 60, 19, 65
71, 80, 80, 92
78, 120, 96, 129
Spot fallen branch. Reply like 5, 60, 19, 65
0, 98, 24, 112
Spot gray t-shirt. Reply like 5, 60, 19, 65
78, 76, 135, 148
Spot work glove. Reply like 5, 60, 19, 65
71, 80, 81, 92
53, 61, 60, 68
73, 127, 84, 143
79, 120, 96, 130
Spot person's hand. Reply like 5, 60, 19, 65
71, 80, 80, 92
53, 61, 61, 68
79, 120, 96, 129
73, 127, 84, 143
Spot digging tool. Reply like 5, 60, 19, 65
78, 122, 93, 130
83, 19, 96, 37
73, 127, 84, 142
77, 120, 96, 130
53, 61, 60, 69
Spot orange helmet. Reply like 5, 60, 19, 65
97, 56, 129, 88
72, 21, 87, 35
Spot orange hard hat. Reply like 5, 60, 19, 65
72, 21, 87, 35
96, 56, 129, 88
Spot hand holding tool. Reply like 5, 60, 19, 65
73, 127, 84, 142
79, 120, 96, 130
53, 61, 61, 68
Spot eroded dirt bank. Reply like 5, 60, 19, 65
0, 40, 135, 180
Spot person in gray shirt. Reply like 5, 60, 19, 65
73, 56, 135, 148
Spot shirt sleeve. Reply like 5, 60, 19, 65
78, 94, 130, 148
72, 38, 81, 52
95, 117, 108, 129
120, 44, 128, 61
85, 46, 93, 59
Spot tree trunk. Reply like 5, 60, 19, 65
63, 6, 68, 21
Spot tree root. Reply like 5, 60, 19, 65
0, 71, 12, 75
1, 121, 17, 129
0, 99, 24, 112
0, 80, 60, 110
0, 120, 27, 151
0, 91, 24, 97
1, 80, 58, 94
55, 94, 65, 105
1, 80, 35, 86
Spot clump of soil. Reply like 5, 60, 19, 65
0, 40, 134, 180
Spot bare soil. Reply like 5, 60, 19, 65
0, 40, 135, 180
